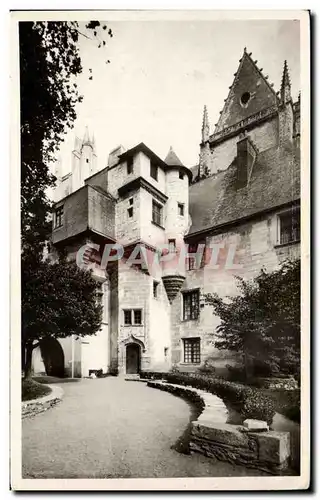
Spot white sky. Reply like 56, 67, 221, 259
57, 19, 300, 175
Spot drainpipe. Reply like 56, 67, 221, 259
71, 335, 75, 378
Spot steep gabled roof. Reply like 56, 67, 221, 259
214, 48, 279, 134
187, 141, 300, 236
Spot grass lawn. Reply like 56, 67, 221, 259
33, 375, 80, 384
22, 378, 52, 402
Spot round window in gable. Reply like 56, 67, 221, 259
240, 92, 251, 107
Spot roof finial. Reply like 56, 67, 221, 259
280, 59, 291, 103
202, 105, 210, 143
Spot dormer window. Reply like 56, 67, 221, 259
150, 162, 158, 181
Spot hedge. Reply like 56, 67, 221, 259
141, 371, 276, 425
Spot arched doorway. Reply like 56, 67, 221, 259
40, 338, 65, 378
126, 343, 141, 374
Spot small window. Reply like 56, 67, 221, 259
54, 206, 64, 228
150, 162, 158, 181
187, 242, 205, 270
134, 309, 142, 325
183, 290, 200, 321
127, 158, 133, 174
179, 171, 184, 180
153, 281, 159, 298
123, 309, 143, 325
183, 338, 201, 364
124, 310, 132, 325
129, 197, 133, 206
278, 209, 300, 245
128, 207, 133, 218
178, 203, 184, 216
152, 200, 163, 226
168, 239, 176, 253
86, 158, 89, 164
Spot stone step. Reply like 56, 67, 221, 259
124, 374, 141, 381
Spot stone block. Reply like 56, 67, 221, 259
249, 430, 290, 465
191, 421, 249, 449
243, 419, 269, 432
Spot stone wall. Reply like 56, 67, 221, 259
117, 263, 171, 374
22, 385, 64, 419
147, 380, 291, 475
191, 421, 290, 475
171, 210, 300, 368
208, 116, 279, 176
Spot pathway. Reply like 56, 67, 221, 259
22, 377, 269, 478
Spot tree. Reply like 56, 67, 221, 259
22, 259, 103, 378
204, 259, 300, 380
20, 21, 112, 258
20, 21, 112, 376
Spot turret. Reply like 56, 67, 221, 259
278, 60, 294, 145
201, 105, 210, 143
280, 60, 292, 104
162, 147, 191, 303
199, 105, 212, 178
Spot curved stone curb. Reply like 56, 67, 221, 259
22, 384, 64, 419
146, 380, 228, 424
147, 380, 291, 475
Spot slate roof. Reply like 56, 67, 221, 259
165, 146, 184, 167
118, 142, 193, 182
215, 49, 279, 134
187, 141, 300, 236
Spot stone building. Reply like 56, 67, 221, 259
32, 49, 300, 378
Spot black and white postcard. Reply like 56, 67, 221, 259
10, 9, 310, 491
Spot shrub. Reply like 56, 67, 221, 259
143, 371, 276, 425
197, 358, 216, 375
241, 388, 275, 425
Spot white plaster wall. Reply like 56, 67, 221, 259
32, 346, 46, 374
80, 325, 109, 377
139, 189, 167, 248
54, 174, 72, 202
138, 152, 166, 193
165, 169, 189, 236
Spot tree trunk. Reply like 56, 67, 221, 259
24, 343, 34, 379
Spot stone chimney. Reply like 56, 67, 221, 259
108, 145, 126, 168
236, 132, 258, 188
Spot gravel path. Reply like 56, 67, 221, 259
22, 378, 268, 478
